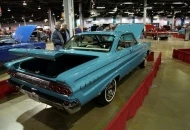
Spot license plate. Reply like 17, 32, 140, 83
21, 89, 39, 102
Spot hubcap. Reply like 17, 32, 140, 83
105, 79, 116, 102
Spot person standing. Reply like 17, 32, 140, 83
185, 23, 190, 41
51, 21, 64, 51
75, 25, 82, 34
96, 24, 104, 31
60, 23, 70, 44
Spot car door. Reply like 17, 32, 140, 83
128, 33, 145, 67
114, 34, 134, 79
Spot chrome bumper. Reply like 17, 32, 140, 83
7, 79, 81, 114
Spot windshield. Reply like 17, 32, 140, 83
64, 34, 115, 52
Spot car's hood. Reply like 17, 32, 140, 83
12, 25, 37, 42
114, 23, 144, 40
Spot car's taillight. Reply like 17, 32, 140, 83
7, 70, 16, 77
49, 82, 72, 96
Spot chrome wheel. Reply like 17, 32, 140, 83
95, 79, 117, 105
105, 79, 117, 102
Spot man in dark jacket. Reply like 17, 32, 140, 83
60, 23, 70, 44
51, 21, 64, 51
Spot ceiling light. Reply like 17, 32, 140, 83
108, 12, 115, 14
96, 7, 105, 9
146, 7, 152, 9
7, 8, 11, 11
172, 2, 183, 4
123, 2, 134, 4
29, 19, 33, 22
38, 6, 41, 9
124, 12, 134, 14
23, 1, 27, 6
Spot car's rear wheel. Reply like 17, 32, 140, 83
96, 79, 117, 105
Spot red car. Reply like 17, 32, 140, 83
144, 24, 169, 40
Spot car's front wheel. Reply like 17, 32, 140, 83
96, 79, 117, 105
139, 58, 147, 68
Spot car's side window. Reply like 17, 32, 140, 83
127, 34, 137, 46
117, 34, 137, 51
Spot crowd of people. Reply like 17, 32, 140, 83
0, 29, 12, 36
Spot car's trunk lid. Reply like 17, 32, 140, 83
9, 48, 64, 61
9, 48, 98, 77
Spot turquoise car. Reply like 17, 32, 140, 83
5, 24, 151, 114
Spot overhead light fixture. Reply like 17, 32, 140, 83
96, 7, 105, 9
29, 19, 33, 22
23, 1, 27, 6
7, 8, 11, 11
113, 7, 117, 12
172, 2, 183, 4
146, 7, 152, 9
154, 2, 163, 4
108, 12, 115, 14
38, 6, 41, 9
123, 2, 134, 4
124, 12, 134, 14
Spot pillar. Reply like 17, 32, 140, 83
48, 8, 53, 30
150, 15, 153, 24
119, 15, 122, 23
181, 17, 185, 26
113, 16, 116, 24
132, 16, 135, 23
143, 0, 147, 25
63, 0, 75, 37
172, 15, 176, 27
79, 2, 83, 30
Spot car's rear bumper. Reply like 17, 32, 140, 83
7, 78, 81, 114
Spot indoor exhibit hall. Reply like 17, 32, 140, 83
0, 37, 190, 130
0, 0, 190, 130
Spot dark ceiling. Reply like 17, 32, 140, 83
0, 0, 190, 24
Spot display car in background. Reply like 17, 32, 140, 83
144, 24, 169, 40
5, 24, 151, 114
0, 25, 46, 65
